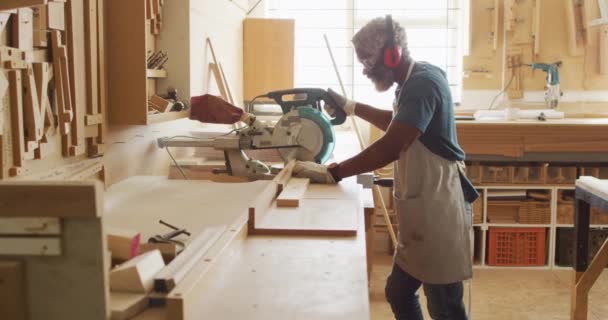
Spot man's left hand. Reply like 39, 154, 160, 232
292, 161, 340, 184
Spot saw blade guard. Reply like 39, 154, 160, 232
273, 107, 335, 164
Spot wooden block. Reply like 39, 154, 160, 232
0, 236, 61, 255
86, 113, 103, 125
110, 250, 165, 293
110, 292, 148, 320
154, 227, 225, 293
140, 242, 178, 263
46, 1, 64, 30
107, 227, 142, 262
149, 94, 173, 113
0, 217, 60, 234
276, 178, 310, 207
0, 180, 103, 217
600, 25, 608, 75
4, 60, 28, 69
32, 6, 48, 47
0, 261, 26, 320
0, 0, 47, 11
11, 8, 33, 50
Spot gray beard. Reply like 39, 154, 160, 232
368, 64, 395, 92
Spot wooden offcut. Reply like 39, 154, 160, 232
276, 178, 309, 207
0, 261, 26, 320
110, 250, 165, 293
149, 94, 173, 113
109, 292, 147, 320
107, 227, 141, 262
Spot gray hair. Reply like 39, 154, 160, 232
352, 16, 409, 65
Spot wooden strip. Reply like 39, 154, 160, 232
96, 0, 106, 144
0, 261, 26, 320
0, 180, 102, 217
154, 227, 225, 293
32, 5, 48, 47
8, 70, 26, 170
11, 8, 33, 50
272, 159, 295, 194
209, 63, 228, 101
276, 178, 309, 207
0, 0, 47, 11
0, 237, 61, 255
66, 0, 86, 155
110, 250, 165, 293
0, 217, 61, 235
84, 0, 99, 153
50, 31, 72, 136
110, 292, 148, 320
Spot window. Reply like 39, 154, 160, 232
268, 0, 465, 108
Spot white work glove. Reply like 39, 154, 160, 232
325, 88, 356, 117
292, 161, 337, 184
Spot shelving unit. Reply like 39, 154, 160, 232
106, 0, 188, 125
472, 185, 608, 269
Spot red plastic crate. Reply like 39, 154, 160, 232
487, 227, 546, 266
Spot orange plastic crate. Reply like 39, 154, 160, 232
487, 227, 546, 266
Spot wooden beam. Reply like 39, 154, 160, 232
0, 180, 103, 217
110, 250, 165, 293
154, 227, 225, 293
0, 0, 47, 11
110, 292, 148, 320
276, 178, 309, 207
0, 261, 26, 320
8, 70, 27, 174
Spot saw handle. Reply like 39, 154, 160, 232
264, 88, 347, 125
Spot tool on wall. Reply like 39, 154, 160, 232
157, 89, 346, 180
524, 61, 562, 109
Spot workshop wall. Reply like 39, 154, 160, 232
462, 0, 608, 110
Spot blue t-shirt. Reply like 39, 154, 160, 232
393, 62, 479, 203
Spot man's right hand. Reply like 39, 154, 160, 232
326, 88, 356, 117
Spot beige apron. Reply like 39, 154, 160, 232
392, 62, 473, 285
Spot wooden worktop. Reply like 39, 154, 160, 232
455, 118, 608, 158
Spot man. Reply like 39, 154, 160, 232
293, 16, 478, 320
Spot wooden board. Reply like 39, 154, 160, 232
110, 249, 164, 293
110, 292, 148, 320
0, 180, 102, 217
276, 177, 309, 207
0, 0, 47, 11
0, 261, 26, 320
243, 18, 294, 102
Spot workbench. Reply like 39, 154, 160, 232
103, 129, 373, 320
571, 177, 608, 320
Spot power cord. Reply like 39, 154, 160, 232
488, 73, 515, 110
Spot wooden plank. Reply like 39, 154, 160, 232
276, 177, 309, 207
11, 8, 34, 50
0, 261, 26, 320
0, 237, 61, 255
96, 0, 106, 144
66, 0, 86, 156
153, 227, 225, 293
110, 292, 148, 320
243, 18, 294, 102
110, 250, 165, 293
50, 30, 73, 136
84, 0, 99, 154
46, 1, 64, 30
107, 227, 142, 262
0, 180, 102, 217
0, 0, 47, 11
0, 217, 61, 235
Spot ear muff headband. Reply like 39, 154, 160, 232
383, 15, 401, 68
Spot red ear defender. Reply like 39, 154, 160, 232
383, 15, 401, 68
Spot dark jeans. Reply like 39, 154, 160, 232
385, 264, 468, 320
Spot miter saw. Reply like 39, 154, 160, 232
157, 88, 346, 180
